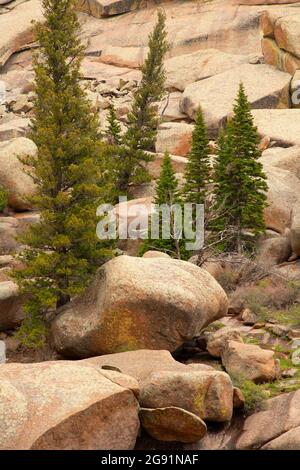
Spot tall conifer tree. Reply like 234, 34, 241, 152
140, 152, 188, 259
213, 83, 268, 253
182, 107, 210, 205
119, 10, 168, 191
13, 0, 111, 345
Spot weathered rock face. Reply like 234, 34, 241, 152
139, 370, 233, 423
0, 118, 30, 142
0, 212, 40, 255
261, 427, 300, 450
51, 256, 228, 358
263, 164, 300, 233
260, 146, 300, 177
253, 109, 300, 147
236, 390, 300, 450
0, 138, 36, 211
159, 92, 187, 122
75, 0, 146, 18
80, 59, 141, 87
261, 37, 300, 76
0, 360, 140, 450
261, 9, 300, 75
257, 231, 291, 266
139, 407, 207, 444
0, 0, 42, 67
155, 122, 194, 156
274, 14, 300, 60
81, 3, 261, 73
180, 64, 291, 136
164, 49, 248, 92
221, 340, 279, 383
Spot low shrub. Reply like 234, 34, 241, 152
229, 278, 300, 319
216, 269, 240, 293
231, 373, 268, 415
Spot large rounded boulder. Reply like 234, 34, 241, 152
51, 256, 228, 358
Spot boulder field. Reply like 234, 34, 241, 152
2, 0, 300, 451
0, 350, 234, 449
0, 349, 299, 450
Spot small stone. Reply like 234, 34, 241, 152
291, 347, 300, 365
265, 323, 290, 337
288, 330, 300, 340
10, 95, 33, 114
253, 322, 266, 329
241, 308, 258, 326
0, 255, 14, 267
139, 407, 207, 443
96, 83, 112, 95
246, 329, 271, 345
248, 54, 262, 65
120, 80, 137, 92
207, 326, 243, 358
98, 96, 111, 110
282, 368, 298, 378
233, 387, 245, 409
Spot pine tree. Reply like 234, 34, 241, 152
106, 103, 122, 146
13, 0, 112, 346
119, 10, 168, 192
213, 83, 268, 253
140, 152, 189, 259
155, 152, 180, 206
182, 107, 210, 205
